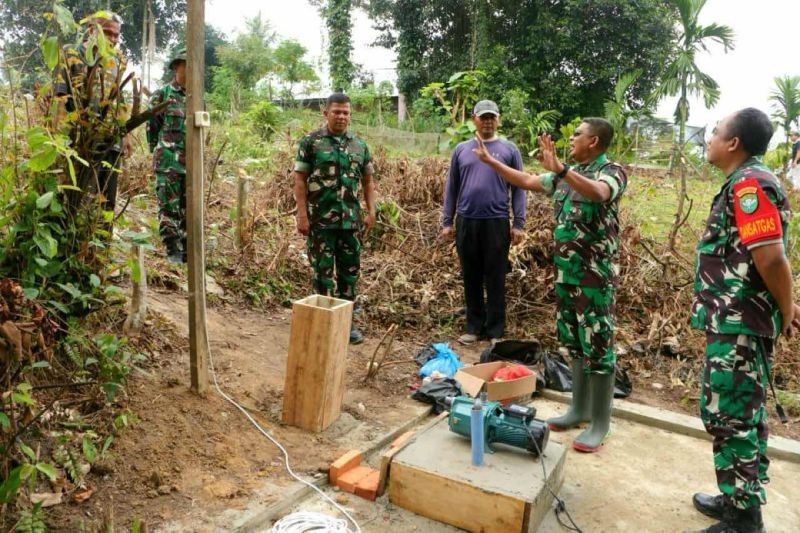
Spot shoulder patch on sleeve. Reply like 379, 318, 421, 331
733, 178, 782, 246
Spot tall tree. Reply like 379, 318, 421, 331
0, 0, 186, 68
209, 15, 275, 114
366, 0, 677, 120
769, 75, 800, 165
273, 39, 319, 100
654, 0, 734, 252
323, 0, 356, 90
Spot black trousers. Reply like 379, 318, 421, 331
455, 217, 510, 338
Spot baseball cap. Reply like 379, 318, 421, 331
473, 100, 499, 117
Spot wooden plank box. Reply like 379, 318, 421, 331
389, 415, 566, 532
281, 295, 353, 432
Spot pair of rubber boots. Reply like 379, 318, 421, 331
693, 493, 765, 532
546, 358, 613, 452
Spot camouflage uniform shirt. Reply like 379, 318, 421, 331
146, 81, 186, 172
691, 157, 791, 338
540, 154, 628, 287
294, 128, 374, 230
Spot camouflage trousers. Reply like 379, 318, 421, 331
555, 283, 616, 375
700, 333, 771, 510
155, 168, 186, 246
307, 228, 361, 300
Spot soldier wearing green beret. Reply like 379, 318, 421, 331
147, 49, 187, 263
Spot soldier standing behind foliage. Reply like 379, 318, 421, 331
54, 12, 133, 216
690, 108, 800, 533
147, 49, 187, 263
292, 93, 376, 344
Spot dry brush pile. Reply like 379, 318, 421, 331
202, 148, 800, 395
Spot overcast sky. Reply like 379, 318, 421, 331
201, 0, 796, 133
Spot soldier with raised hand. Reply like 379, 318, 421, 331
691, 108, 800, 533
472, 118, 627, 453
147, 48, 187, 264
292, 93, 376, 344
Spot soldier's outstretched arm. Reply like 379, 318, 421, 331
751, 243, 800, 337
473, 134, 545, 192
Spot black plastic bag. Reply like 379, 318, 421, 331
411, 378, 463, 414
614, 365, 632, 398
542, 351, 633, 398
543, 352, 573, 392
414, 344, 438, 367
479, 339, 542, 365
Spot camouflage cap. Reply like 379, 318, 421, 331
169, 48, 187, 70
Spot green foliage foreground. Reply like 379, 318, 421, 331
1, 4, 148, 524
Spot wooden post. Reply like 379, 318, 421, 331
123, 244, 147, 335
236, 168, 251, 250
186, 0, 209, 394
282, 295, 353, 432
398, 93, 407, 124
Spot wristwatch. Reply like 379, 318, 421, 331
553, 164, 570, 186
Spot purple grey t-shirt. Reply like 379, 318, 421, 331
441, 138, 526, 229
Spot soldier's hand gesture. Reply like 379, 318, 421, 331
472, 134, 493, 164
537, 134, 563, 174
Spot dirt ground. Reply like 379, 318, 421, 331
44, 271, 799, 529
46, 285, 432, 531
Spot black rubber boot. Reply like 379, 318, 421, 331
703, 505, 765, 533
693, 493, 729, 521
165, 238, 183, 264
572, 371, 614, 452
546, 357, 590, 431
349, 326, 364, 344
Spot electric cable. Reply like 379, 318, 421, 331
205, 334, 362, 533
192, 123, 360, 532
528, 425, 583, 533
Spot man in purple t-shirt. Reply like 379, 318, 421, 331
440, 100, 526, 344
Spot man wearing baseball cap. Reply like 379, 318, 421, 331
441, 100, 526, 345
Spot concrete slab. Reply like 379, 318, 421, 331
264, 398, 800, 532
389, 415, 567, 532
535, 399, 800, 532
541, 389, 800, 463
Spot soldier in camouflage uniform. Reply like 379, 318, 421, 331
474, 118, 626, 453
691, 108, 800, 533
54, 12, 132, 215
147, 49, 187, 263
292, 93, 376, 344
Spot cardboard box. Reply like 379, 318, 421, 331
454, 361, 536, 402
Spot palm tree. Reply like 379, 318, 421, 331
769, 75, 800, 175
655, 0, 734, 252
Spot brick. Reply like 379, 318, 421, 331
389, 431, 415, 449
337, 465, 374, 493
354, 469, 380, 501
329, 450, 362, 484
